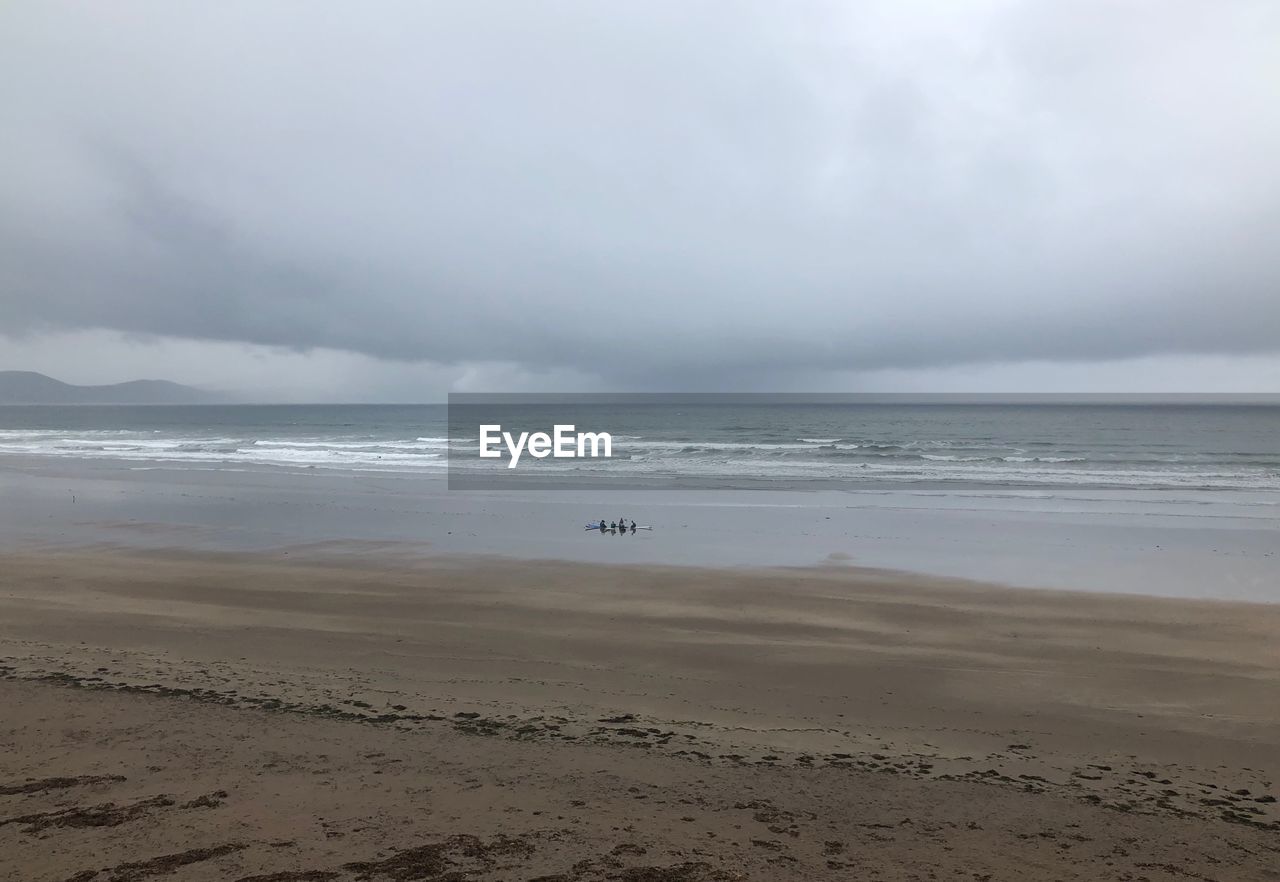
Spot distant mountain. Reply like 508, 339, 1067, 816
0, 371, 223, 405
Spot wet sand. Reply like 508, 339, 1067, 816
2, 549, 1278, 881
3, 455, 1277, 601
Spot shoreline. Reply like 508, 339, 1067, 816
2, 455, 1277, 602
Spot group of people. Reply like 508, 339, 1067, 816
599, 517, 637, 534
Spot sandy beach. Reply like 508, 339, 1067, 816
3, 548, 1277, 881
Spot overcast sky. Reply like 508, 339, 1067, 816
2, 1, 1278, 400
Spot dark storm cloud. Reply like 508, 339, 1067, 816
1, 0, 1278, 389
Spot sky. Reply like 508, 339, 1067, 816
1, 1, 1278, 401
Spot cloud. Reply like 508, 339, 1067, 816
1, 1, 1277, 393
4, 329, 1278, 400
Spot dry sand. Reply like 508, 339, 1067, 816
1, 547, 1277, 881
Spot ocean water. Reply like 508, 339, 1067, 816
1, 402, 1276, 598
1, 402, 1278, 493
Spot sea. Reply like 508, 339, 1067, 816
1, 401, 1278, 493
1, 401, 1277, 598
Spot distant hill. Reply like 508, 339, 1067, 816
0, 371, 223, 405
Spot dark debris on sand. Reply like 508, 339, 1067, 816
191, 834, 750, 882
612, 863, 745, 882
342, 833, 535, 881
2, 795, 176, 833
0, 774, 126, 796
65, 842, 247, 882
